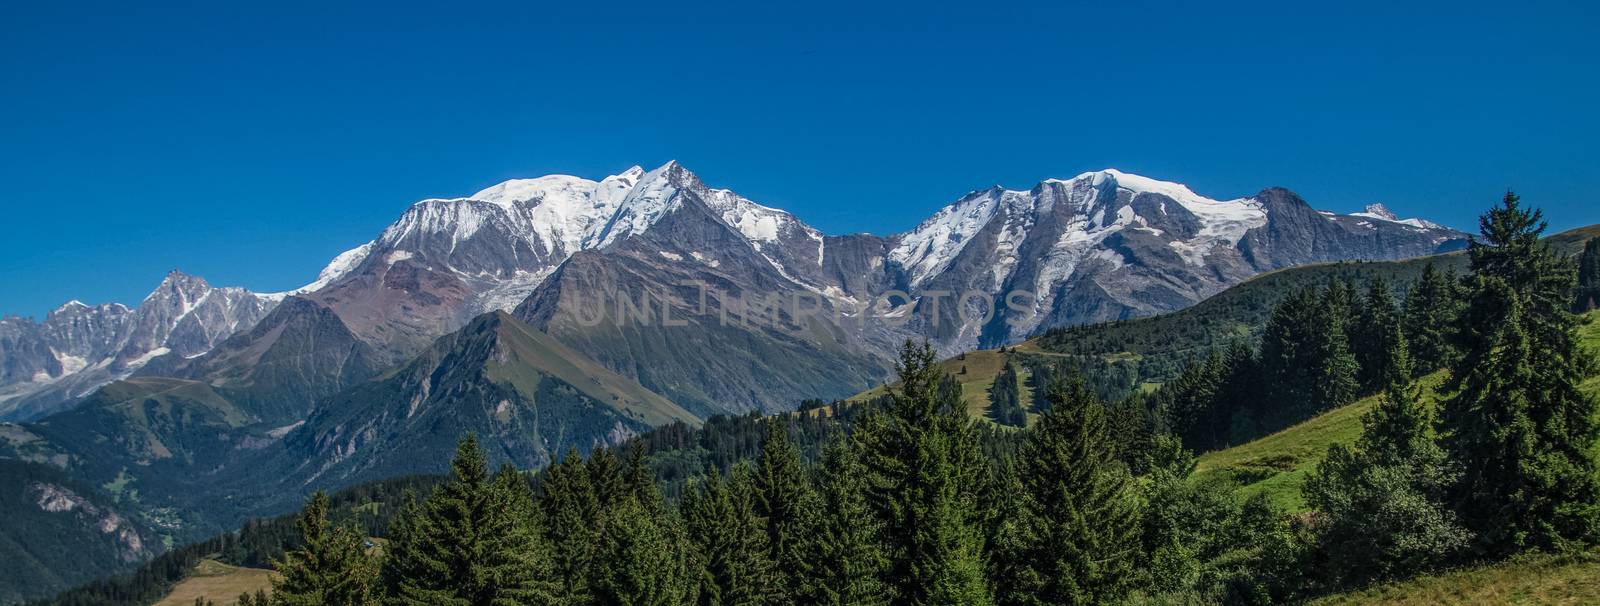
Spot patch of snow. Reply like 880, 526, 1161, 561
890, 188, 1005, 287
285, 242, 374, 295
124, 347, 170, 370
1351, 203, 1445, 230
385, 250, 414, 264
658, 251, 684, 262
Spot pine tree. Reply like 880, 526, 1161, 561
1257, 286, 1359, 430
987, 360, 1026, 427
855, 340, 992, 605
1006, 373, 1141, 606
753, 422, 817, 604
1351, 277, 1402, 394
1402, 262, 1461, 375
683, 465, 779, 605
271, 491, 380, 606
381, 434, 559, 605
1441, 192, 1600, 555
1166, 351, 1224, 452
1215, 340, 1260, 446
1303, 326, 1469, 586
593, 496, 696, 606
794, 436, 891, 606
542, 448, 600, 605
1575, 237, 1600, 312
588, 448, 627, 509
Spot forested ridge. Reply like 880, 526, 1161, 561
34, 196, 1600, 605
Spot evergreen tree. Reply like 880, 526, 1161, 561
1351, 277, 1403, 394
1215, 340, 1261, 446
1104, 394, 1158, 475
1576, 237, 1600, 312
593, 496, 696, 606
1304, 327, 1469, 586
1166, 351, 1225, 452
271, 491, 380, 606
1402, 262, 1461, 375
1257, 286, 1359, 431
794, 437, 891, 606
987, 360, 1026, 427
855, 341, 992, 605
1006, 373, 1141, 606
1441, 192, 1600, 555
541, 448, 600, 606
683, 465, 779, 605
588, 448, 627, 509
753, 422, 817, 604
381, 435, 559, 605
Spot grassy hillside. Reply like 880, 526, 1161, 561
1193, 311, 1599, 512
153, 559, 274, 606
1310, 551, 1600, 605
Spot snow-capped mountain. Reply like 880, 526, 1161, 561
0, 271, 276, 420
1, 162, 1467, 419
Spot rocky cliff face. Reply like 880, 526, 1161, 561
0, 271, 276, 420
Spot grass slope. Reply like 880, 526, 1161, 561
1310, 551, 1600, 605
154, 559, 274, 606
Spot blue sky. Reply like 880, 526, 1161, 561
2, 0, 1596, 319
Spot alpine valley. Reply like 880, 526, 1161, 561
0, 162, 1469, 601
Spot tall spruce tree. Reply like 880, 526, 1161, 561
753, 422, 817, 604
795, 436, 891, 606
588, 448, 627, 509
855, 340, 992, 605
1257, 286, 1359, 431
1402, 263, 1461, 376
987, 360, 1026, 427
683, 465, 779, 605
1351, 277, 1403, 394
1005, 373, 1141, 606
271, 491, 380, 606
1166, 351, 1225, 452
541, 448, 600, 605
1576, 237, 1600, 312
381, 435, 559, 606
1441, 192, 1600, 555
1304, 326, 1469, 586
1215, 340, 1261, 446
593, 495, 696, 606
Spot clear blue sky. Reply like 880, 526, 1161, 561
2, 0, 1596, 319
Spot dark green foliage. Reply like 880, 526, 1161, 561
1002, 373, 1140, 606
1441, 192, 1600, 556
1256, 284, 1360, 432
1350, 277, 1404, 393
987, 360, 1026, 427
592, 495, 695, 606
1577, 237, 1600, 312
753, 422, 818, 603
1165, 350, 1225, 452
855, 341, 992, 605
1138, 439, 1302, 603
1104, 394, 1160, 474
587, 447, 628, 510
1303, 328, 1469, 587
682, 465, 778, 605
540, 448, 600, 605
381, 435, 558, 605
1402, 262, 1462, 375
271, 491, 381, 606
794, 437, 891, 606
